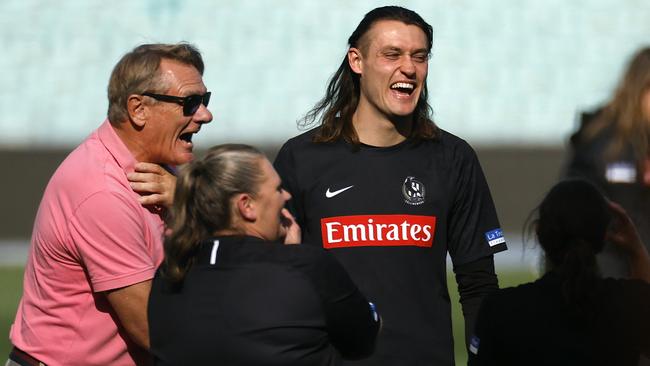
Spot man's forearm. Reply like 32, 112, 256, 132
105, 280, 153, 350
454, 255, 499, 347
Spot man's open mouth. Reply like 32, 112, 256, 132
390, 82, 415, 95
179, 132, 195, 146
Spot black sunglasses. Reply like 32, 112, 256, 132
142, 92, 211, 116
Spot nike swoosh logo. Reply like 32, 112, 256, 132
325, 185, 354, 198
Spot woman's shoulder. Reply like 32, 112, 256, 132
214, 236, 335, 267
280, 244, 342, 270
570, 106, 616, 147
597, 277, 650, 301
481, 275, 557, 316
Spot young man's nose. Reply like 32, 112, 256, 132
399, 56, 417, 76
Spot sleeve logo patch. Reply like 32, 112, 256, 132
469, 335, 480, 355
368, 302, 379, 322
484, 228, 505, 247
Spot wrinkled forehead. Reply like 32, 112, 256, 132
158, 58, 206, 93
356, 20, 430, 55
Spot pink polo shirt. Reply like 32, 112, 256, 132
10, 120, 165, 366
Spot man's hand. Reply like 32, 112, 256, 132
128, 163, 176, 208
105, 280, 152, 350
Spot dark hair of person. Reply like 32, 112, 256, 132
532, 179, 612, 319
584, 46, 650, 160
107, 43, 205, 124
160, 144, 265, 286
300, 6, 439, 144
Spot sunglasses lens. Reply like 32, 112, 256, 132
203, 92, 211, 108
183, 95, 202, 116
183, 93, 211, 116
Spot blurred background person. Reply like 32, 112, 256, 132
148, 144, 380, 366
565, 47, 650, 278
469, 179, 650, 365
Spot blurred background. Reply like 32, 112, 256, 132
1, 0, 648, 363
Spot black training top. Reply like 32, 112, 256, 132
274, 128, 507, 365
148, 235, 380, 366
469, 272, 650, 365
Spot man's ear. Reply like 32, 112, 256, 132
236, 193, 257, 222
127, 94, 147, 128
348, 47, 363, 75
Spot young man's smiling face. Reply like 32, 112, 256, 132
349, 19, 430, 122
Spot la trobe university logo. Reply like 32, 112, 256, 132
402, 176, 425, 205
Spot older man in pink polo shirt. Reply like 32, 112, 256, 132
7, 43, 213, 366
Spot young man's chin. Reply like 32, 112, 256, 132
388, 107, 417, 119
386, 100, 418, 116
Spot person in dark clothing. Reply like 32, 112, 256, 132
274, 6, 506, 366
469, 179, 650, 366
566, 47, 650, 279
148, 144, 380, 366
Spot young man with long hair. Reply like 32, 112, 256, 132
274, 6, 506, 365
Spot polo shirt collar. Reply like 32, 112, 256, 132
97, 119, 137, 173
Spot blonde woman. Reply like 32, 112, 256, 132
148, 144, 380, 365
566, 47, 650, 278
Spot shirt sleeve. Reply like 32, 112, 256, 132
297, 249, 380, 359
467, 293, 500, 365
454, 255, 499, 348
447, 140, 507, 266
67, 190, 157, 292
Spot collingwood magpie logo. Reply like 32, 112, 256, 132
402, 176, 425, 205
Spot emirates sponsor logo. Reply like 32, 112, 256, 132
321, 214, 436, 249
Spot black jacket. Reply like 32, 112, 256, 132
469, 272, 650, 365
149, 236, 380, 366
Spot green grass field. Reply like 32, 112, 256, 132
1, 266, 24, 359
0, 266, 537, 365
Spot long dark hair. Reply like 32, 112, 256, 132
160, 144, 265, 286
533, 179, 612, 318
300, 6, 439, 144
